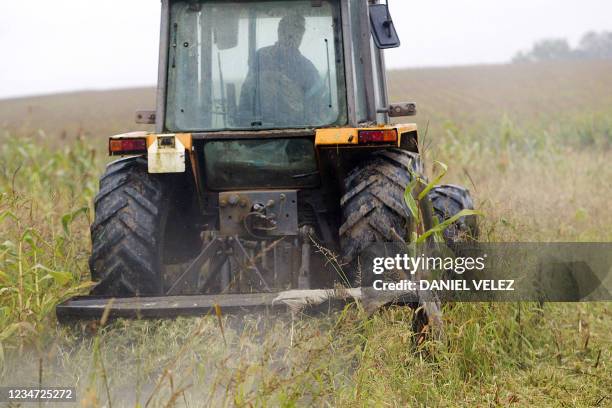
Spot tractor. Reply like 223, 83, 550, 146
57, 0, 478, 323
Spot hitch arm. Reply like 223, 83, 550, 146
167, 238, 223, 295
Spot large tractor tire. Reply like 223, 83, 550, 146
340, 149, 429, 285
340, 149, 442, 340
89, 157, 170, 297
428, 184, 479, 243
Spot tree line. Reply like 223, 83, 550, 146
513, 31, 612, 63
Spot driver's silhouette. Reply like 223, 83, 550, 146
238, 14, 320, 126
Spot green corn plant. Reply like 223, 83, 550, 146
404, 160, 481, 244
0, 133, 99, 350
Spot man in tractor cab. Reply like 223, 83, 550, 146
238, 14, 322, 127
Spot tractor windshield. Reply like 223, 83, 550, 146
166, 0, 346, 132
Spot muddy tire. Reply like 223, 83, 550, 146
340, 149, 442, 339
340, 149, 427, 285
89, 157, 169, 296
428, 184, 479, 243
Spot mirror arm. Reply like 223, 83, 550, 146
378, 103, 417, 118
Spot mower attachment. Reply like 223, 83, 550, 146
55, 288, 421, 322
56, 293, 283, 321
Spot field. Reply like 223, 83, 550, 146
0, 60, 611, 406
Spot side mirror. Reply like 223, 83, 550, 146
369, 4, 400, 49
378, 103, 417, 117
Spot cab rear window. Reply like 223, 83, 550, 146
203, 138, 319, 190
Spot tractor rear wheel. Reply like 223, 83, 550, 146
340, 149, 444, 340
428, 184, 479, 243
340, 149, 430, 285
89, 157, 170, 297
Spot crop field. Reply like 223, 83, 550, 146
0, 60, 611, 406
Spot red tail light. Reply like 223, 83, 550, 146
109, 138, 148, 155
358, 129, 398, 144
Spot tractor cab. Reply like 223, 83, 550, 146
141, 0, 410, 134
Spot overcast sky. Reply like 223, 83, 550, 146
0, 0, 610, 99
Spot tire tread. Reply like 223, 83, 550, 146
89, 157, 166, 296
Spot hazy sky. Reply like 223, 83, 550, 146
0, 0, 610, 99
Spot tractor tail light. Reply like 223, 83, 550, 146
358, 129, 398, 144
109, 138, 148, 155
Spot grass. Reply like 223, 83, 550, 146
0, 60, 611, 406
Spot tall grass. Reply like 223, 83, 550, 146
0, 132, 99, 351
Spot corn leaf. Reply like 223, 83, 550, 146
43, 270, 73, 286
403, 178, 419, 219
417, 210, 482, 243
61, 207, 88, 235
418, 161, 448, 200
0, 210, 18, 224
